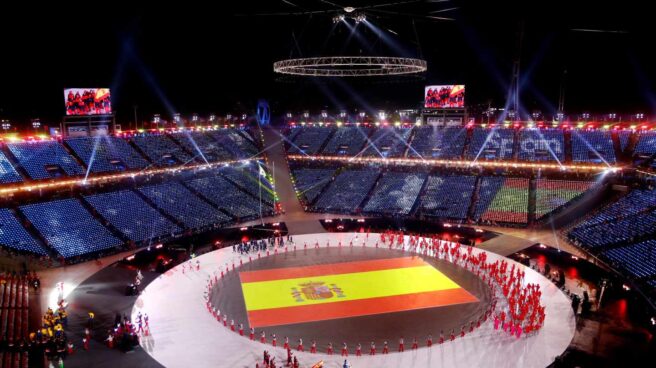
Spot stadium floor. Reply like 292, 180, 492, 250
130, 232, 575, 368
210, 246, 491, 348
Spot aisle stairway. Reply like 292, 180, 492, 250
261, 126, 326, 234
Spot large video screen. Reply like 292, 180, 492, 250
64, 88, 112, 116
424, 85, 465, 108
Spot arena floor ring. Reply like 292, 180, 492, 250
132, 232, 576, 368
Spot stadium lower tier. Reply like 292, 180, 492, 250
292, 166, 595, 226
0, 165, 277, 260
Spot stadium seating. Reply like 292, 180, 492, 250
535, 179, 594, 219
291, 168, 336, 204
634, 131, 656, 156
220, 166, 276, 205
131, 134, 194, 166
466, 128, 514, 160
573, 188, 656, 228
417, 175, 476, 219
321, 126, 372, 156
172, 131, 233, 162
361, 127, 412, 157
139, 182, 231, 229
0, 208, 46, 255
84, 190, 181, 242
65, 136, 149, 173
603, 240, 656, 279
20, 198, 123, 258
569, 188, 656, 248
518, 129, 565, 162
7, 141, 84, 180
363, 172, 426, 215
185, 174, 271, 220
0, 151, 22, 184
407, 126, 466, 159
0, 277, 30, 353
313, 169, 380, 213
571, 130, 616, 163
478, 177, 529, 224
288, 127, 334, 155
569, 209, 656, 248
209, 129, 259, 158
618, 131, 632, 152
472, 176, 504, 221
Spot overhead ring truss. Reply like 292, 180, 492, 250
273, 56, 427, 77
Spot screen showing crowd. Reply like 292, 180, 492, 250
425, 85, 465, 108
65, 88, 112, 116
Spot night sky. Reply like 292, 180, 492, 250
1, 1, 654, 126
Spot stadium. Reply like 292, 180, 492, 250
0, 2, 655, 368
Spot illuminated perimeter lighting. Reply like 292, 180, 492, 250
286, 154, 622, 173
0, 158, 256, 197
273, 57, 427, 77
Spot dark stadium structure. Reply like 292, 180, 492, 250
1, 2, 656, 368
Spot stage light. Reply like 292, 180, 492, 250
126, 255, 136, 261
359, 112, 366, 118
378, 111, 386, 120
241, 114, 247, 120
321, 111, 328, 118
286, 113, 293, 118
173, 113, 181, 123
539, 244, 547, 249
192, 114, 199, 122
303, 112, 310, 118
209, 114, 216, 122
155, 243, 164, 249
622, 284, 631, 291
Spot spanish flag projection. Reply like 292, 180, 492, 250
240, 256, 478, 327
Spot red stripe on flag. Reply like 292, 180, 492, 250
247, 288, 479, 327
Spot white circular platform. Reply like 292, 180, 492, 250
133, 233, 575, 368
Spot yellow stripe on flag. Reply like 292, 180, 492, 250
241, 265, 461, 311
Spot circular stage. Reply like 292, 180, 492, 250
210, 246, 492, 349
133, 232, 576, 368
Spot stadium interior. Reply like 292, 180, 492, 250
1, 2, 656, 368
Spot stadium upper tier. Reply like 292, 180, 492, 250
284, 125, 656, 165
0, 128, 260, 185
